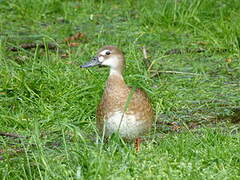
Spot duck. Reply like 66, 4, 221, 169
80, 46, 154, 151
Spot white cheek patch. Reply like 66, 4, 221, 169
98, 56, 104, 62
100, 50, 111, 56
101, 57, 118, 69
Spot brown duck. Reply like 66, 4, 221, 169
81, 46, 154, 151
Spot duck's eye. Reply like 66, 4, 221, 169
105, 51, 111, 55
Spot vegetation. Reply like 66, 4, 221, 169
0, 0, 239, 179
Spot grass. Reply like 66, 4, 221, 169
0, 0, 240, 179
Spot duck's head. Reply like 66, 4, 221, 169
80, 46, 124, 74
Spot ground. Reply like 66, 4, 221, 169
0, 0, 240, 179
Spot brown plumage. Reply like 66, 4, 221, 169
96, 74, 153, 138
81, 46, 154, 142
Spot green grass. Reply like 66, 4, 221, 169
0, 0, 240, 179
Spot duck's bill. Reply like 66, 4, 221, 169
80, 57, 101, 68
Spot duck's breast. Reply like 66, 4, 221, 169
104, 111, 148, 138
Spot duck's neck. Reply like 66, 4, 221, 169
109, 68, 122, 77
106, 68, 126, 90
